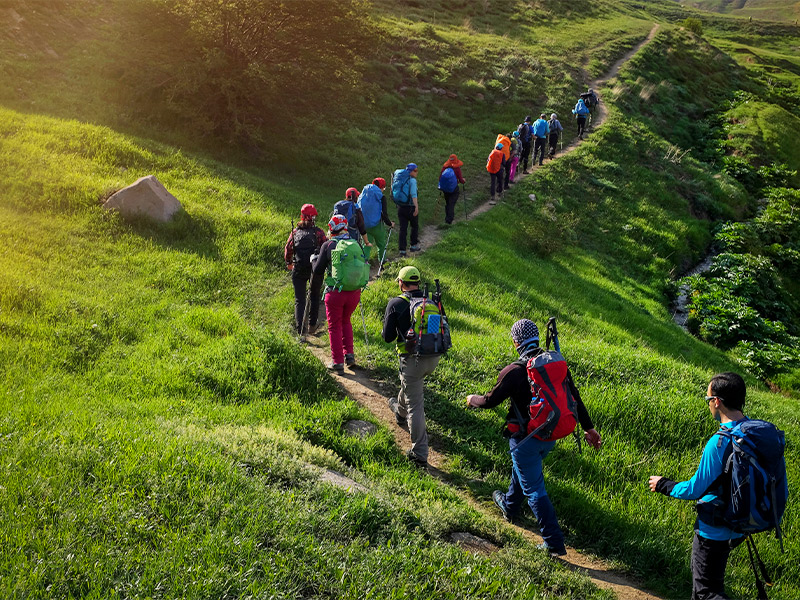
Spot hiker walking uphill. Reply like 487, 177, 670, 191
438, 154, 466, 225
519, 116, 533, 174
487, 143, 506, 205
649, 372, 788, 600
495, 133, 512, 190
358, 177, 394, 267
312, 215, 372, 374
382, 266, 450, 467
509, 131, 521, 183
580, 88, 599, 117
531, 114, 550, 166
392, 163, 421, 256
466, 319, 602, 557
573, 98, 590, 139
333, 188, 372, 246
284, 204, 327, 335
548, 113, 563, 157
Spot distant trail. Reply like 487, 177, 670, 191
417, 23, 660, 251
304, 23, 664, 600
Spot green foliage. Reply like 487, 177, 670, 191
681, 17, 704, 36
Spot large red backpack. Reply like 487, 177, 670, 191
520, 350, 578, 441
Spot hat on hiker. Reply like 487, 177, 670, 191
300, 204, 318, 218
511, 319, 539, 346
397, 265, 420, 283
443, 154, 464, 168
551, 113, 558, 119
345, 187, 360, 201
525, 115, 532, 122
406, 163, 418, 172
373, 177, 387, 189
328, 214, 348, 232
495, 143, 504, 150
512, 131, 519, 137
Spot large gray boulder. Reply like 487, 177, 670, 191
104, 175, 182, 222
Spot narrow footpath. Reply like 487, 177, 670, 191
305, 23, 663, 600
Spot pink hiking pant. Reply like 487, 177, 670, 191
509, 156, 520, 182
324, 289, 361, 364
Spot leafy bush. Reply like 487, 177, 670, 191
681, 18, 703, 36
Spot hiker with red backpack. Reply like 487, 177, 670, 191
383, 266, 451, 468
311, 214, 372, 374
649, 372, 788, 600
439, 154, 466, 225
333, 188, 372, 247
358, 177, 394, 267
392, 164, 421, 256
284, 204, 327, 335
466, 319, 602, 556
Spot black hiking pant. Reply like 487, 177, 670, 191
533, 137, 547, 165
691, 534, 743, 600
443, 188, 459, 224
503, 160, 511, 189
548, 133, 559, 156
577, 116, 587, 138
397, 204, 418, 251
520, 141, 532, 172
489, 170, 503, 198
292, 268, 323, 334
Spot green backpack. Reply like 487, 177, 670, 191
326, 239, 370, 291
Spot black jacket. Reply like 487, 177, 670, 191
382, 290, 423, 344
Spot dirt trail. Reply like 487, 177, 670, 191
417, 23, 660, 251
305, 24, 663, 600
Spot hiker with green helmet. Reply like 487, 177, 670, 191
382, 265, 443, 467
466, 319, 601, 556
312, 214, 372, 374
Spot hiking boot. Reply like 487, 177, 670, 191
409, 244, 421, 252
327, 362, 344, 374
492, 490, 515, 523
536, 542, 567, 557
345, 353, 356, 367
523, 169, 530, 174
504, 185, 510, 190
406, 450, 428, 468
395, 412, 408, 428
307, 321, 318, 335
399, 250, 407, 257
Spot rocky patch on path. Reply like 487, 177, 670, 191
448, 532, 500, 555
343, 419, 378, 438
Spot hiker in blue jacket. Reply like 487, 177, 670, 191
572, 99, 590, 139
531, 114, 550, 166
648, 372, 785, 600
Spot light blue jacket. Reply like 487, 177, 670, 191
532, 118, 549, 138
669, 420, 745, 541
573, 99, 590, 116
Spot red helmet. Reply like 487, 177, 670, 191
373, 177, 386, 189
328, 214, 348, 232
300, 203, 317, 218
345, 187, 360, 201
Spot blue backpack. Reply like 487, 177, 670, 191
438, 167, 458, 194
699, 419, 788, 542
333, 200, 359, 241
358, 184, 383, 229
392, 169, 413, 206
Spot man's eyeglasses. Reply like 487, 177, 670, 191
705, 395, 724, 404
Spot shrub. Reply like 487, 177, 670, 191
681, 18, 703, 36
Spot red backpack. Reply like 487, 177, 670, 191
518, 350, 578, 441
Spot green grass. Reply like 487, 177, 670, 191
2, 0, 800, 598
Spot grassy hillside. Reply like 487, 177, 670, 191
686, 0, 800, 22
1, 1, 799, 599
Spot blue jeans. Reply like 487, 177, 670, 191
501, 436, 565, 551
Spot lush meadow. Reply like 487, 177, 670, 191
1, 1, 799, 598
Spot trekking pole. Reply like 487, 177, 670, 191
300, 287, 312, 338
360, 301, 369, 346
376, 228, 393, 278
462, 183, 468, 222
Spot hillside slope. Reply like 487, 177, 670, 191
1, 1, 798, 599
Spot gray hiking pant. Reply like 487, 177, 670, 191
392, 354, 441, 461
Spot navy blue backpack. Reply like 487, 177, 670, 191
332, 200, 359, 241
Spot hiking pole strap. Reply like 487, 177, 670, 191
746, 536, 771, 600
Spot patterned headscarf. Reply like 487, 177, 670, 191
510, 319, 540, 357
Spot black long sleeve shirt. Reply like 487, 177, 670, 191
381, 290, 423, 344
478, 361, 594, 431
